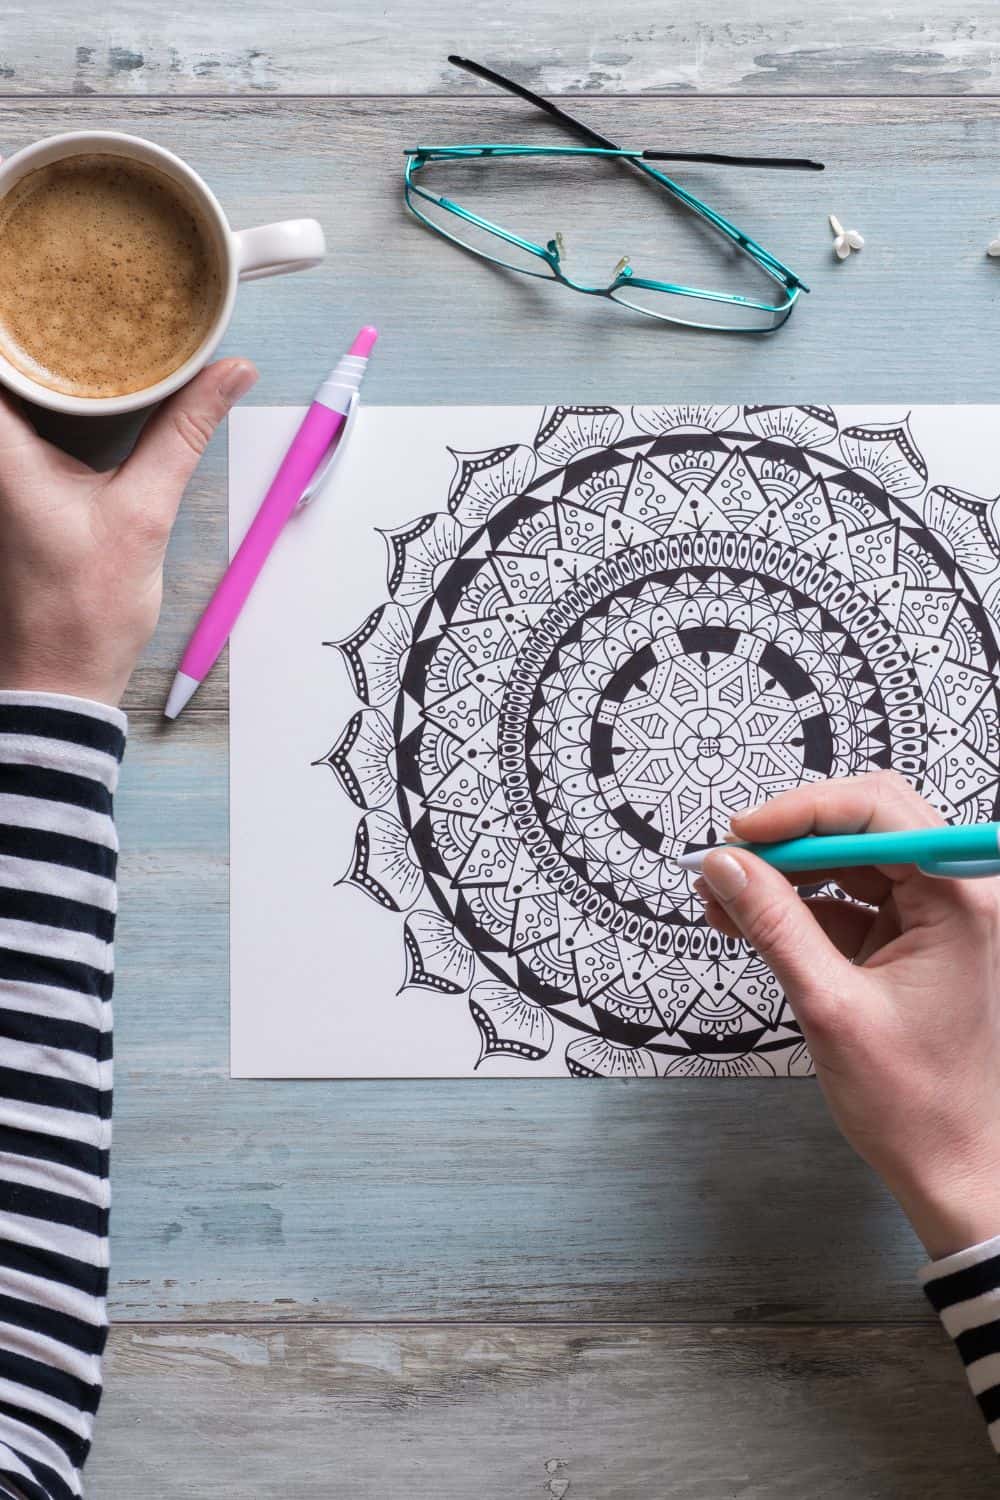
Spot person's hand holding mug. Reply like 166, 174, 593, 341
697, 771, 1000, 1260
0, 358, 258, 706
0, 127, 324, 707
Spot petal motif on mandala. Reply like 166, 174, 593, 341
401, 910, 476, 994
600, 992, 658, 1027
838, 418, 928, 499
328, 603, 412, 707
631, 404, 739, 436
603, 508, 662, 554
534, 406, 624, 465
619, 457, 686, 528
743, 405, 837, 448
554, 499, 607, 556
664, 484, 731, 536
663, 1051, 777, 1078
469, 980, 554, 1064
313, 709, 395, 809
555, 897, 611, 955
922, 485, 1000, 575
564, 1036, 658, 1078
646, 974, 702, 1033
339, 809, 423, 912
380, 512, 464, 605
447, 445, 537, 527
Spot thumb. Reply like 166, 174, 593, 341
119, 357, 258, 506
701, 846, 855, 1010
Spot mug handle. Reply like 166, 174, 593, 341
232, 218, 326, 281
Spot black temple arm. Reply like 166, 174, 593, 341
448, 55, 824, 171
644, 150, 823, 170
448, 54, 622, 150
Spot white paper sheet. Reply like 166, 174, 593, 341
230, 404, 1000, 1078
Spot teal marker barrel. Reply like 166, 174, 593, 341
741, 822, 1000, 873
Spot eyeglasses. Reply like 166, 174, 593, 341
404, 56, 824, 333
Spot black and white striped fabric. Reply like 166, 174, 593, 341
0, 692, 123, 1500
923, 1234, 1000, 1454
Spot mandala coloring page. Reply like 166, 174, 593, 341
229, 405, 1000, 1078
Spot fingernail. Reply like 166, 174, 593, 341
219, 361, 258, 403
701, 849, 748, 903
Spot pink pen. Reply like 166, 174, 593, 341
164, 326, 378, 719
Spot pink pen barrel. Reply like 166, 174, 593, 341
165, 324, 378, 720
180, 402, 344, 680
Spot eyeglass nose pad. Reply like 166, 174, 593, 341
611, 255, 632, 282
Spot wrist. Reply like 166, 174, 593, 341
894, 1156, 1000, 1262
0, 664, 128, 710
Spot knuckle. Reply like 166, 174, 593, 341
798, 986, 850, 1046
813, 780, 842, 820
171, 405, 216, 459
746, 896, 796, 958
871, 768, 911, 797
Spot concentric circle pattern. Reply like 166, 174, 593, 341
318, 406, 1000, 1077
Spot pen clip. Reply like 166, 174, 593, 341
918, 857, 1000, 880
296, 392, 360, 510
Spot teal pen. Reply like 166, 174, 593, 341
675, 822, 1000, 879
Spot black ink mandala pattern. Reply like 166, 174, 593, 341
315, 405, 1000, 1077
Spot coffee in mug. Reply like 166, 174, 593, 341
0, 153, 224, 399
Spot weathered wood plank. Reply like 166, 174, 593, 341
2, 5, 1000, 96
89, 1323, 997, 1497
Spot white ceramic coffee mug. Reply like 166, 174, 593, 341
0, 130, 326, 416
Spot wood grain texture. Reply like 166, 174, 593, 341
88, 1324, 998, 1498
2, 5, 1000, 96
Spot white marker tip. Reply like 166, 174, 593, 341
675, 841, 749, 872
164, 671, 200, 720
674, 849, 709, 872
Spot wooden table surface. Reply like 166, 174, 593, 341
3, 12, 1000, 1496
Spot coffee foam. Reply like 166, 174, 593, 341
0, 153, 223, 399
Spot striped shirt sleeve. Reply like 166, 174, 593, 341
922, 1232, 1000, 1454
0, 692, 124, 1500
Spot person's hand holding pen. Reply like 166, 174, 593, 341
696, 771, 1000, 1260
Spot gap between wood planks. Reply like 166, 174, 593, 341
4, 90, 999, 101
106, 1318, 937, 1328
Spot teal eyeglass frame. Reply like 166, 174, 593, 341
404, 56, 823, 333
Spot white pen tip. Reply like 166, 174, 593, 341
164, 671, 200, 720
674, 842, 747, 872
